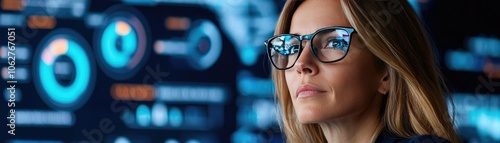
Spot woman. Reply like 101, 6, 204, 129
265, 0, 460, 142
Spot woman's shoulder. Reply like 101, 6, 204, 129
375, 130, 451, 143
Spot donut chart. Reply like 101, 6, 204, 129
187, 20, 222, 70
94, 5, 150, 80
32, 29, 96, 111
101, 20, 138, 68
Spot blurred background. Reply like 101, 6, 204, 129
0, 0, 499, 143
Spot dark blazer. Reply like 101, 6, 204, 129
375, 130, 451, 143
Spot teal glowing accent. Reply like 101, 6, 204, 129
490, 110, 500, 140
101, 21, 137, 68
164, 139, 179, 143
38, 39, 90, 104
232, 128, 259, 143
114, 136, 131, 143
136, 104, 151, 127
237, 70, 275, 97
445, 51, 484, 72
241, 45, 257, 66
469, 37, 500, 57
169, 107, 183, 127
468, 108, 500, 141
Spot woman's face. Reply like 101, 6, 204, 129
286, 0, 388, 123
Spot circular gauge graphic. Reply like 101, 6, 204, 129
187, 20, 222, 70
153, 19, 221, 71
94, 5, 150, 80
32, 29, 96, 111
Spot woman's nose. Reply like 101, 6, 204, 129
292, 42, 318, 75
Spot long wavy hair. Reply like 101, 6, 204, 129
272, 0, 459, 142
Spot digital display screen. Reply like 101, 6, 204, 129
424, 0, 500, 142
0, 0, 499, 143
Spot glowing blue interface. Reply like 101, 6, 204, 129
0, 0, 498, 143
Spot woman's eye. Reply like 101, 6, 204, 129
325, 39, 346, 50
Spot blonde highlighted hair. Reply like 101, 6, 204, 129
272, 0, 459, 142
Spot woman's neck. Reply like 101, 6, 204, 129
318, 95, 384, 143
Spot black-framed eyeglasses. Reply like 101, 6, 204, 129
264, 26, 356, 70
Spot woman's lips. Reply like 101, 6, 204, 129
296, 84, 326, 98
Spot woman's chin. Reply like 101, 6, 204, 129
296, 111, 327, 124
295, 108, 345, 124
294, 104, 332, 123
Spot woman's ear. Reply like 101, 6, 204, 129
377, 69, 390, 95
